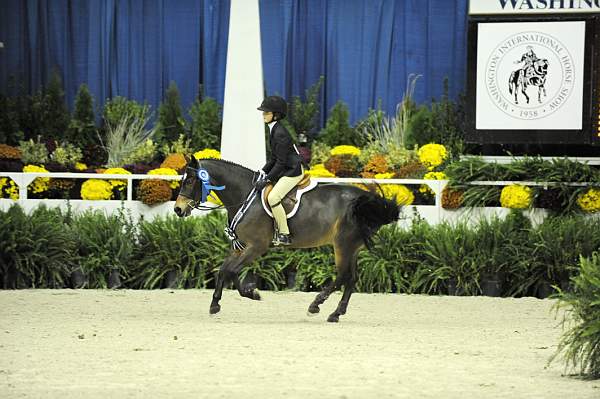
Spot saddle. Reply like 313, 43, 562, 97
260, 173, 317, 219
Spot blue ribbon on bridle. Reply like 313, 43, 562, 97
197, 168, 225, 203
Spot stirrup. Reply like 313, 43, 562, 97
273, 233, 292, 246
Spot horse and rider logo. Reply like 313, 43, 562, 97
484, 31, 575, 121
508, 46, 549, 105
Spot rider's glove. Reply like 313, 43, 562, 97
254, 178, 269, 191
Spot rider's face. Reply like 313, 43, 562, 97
262, 111, 274, 123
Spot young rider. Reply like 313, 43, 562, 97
255, 96, 303, 246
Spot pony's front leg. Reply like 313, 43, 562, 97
209, 247, 266, 315
210, 255, 236, 314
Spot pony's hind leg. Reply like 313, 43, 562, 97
327, 251, 359, 323
308, 279, 340, 315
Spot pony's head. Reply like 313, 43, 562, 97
174, 156, 202, 217
174, 157, 226, 217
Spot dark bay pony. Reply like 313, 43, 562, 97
174, 158, 399, 322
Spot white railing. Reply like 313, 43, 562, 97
1, 172, 597, 224
0, 172, 181, 201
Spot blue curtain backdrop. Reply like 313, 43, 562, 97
0, 0, 467, 126
259, 0, 468, 125
0, 0, 230, 118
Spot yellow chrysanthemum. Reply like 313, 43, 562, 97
193, 148, 221, 160
500, 185, 532, 209
0, 177, 19, 200
103, 167, 131, 189
147, 167, 180, 189
23, 164, 50, 193
374, 172, 395, 179
420, 171, 448, 195
576, 187, 600, 213
417, 143, 448, 170
306, 163, 335, 178
330, 145, 361, 157
81, 179, 113, 200
382, 184, 414, 206
75, 162, 88, 171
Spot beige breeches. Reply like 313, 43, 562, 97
267, 172, 304, 235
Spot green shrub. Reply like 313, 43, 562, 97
72, 209, 136, 288
132, 213, 227, 289
18, 137, 49, 165
160, 134, 193, 158
68, 84, 97, 148
293, 247, 336, 291
50, 142, 83, 168
34, 70, 71, 142
187, 93, 222, 151
0, 205, 75, 288
156, 81, 186, 145
318, 101, 365, 147
0, 92, 22, 145
103, 96, 150, 130
357, 224, 403, 293
550, 252, 600, 378
405, 77, 466, 157
286, 76, 324, 138
420, 222, 480, 295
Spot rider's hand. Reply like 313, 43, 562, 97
254, 178, 269, 191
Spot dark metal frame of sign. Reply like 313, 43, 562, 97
466, 8, 600, 149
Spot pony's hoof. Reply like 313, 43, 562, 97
327, 314, 340, 323
251, 289, 261, 301
307, 305, 320, 314
209, 304, 221, 315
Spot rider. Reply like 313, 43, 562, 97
516, 45, 539, 69
255, 96, 304, 246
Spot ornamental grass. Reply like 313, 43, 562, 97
551, 252, 600, 378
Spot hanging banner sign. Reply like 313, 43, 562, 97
475, 21, 585, 130
469, 0, 600, 15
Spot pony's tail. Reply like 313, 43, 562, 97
350, 190, 400, 250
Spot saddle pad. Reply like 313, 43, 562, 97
260, 179, 318, 219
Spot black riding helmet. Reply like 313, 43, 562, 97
257, 96, 287, 118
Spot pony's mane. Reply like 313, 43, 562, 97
202, 158, 254, 173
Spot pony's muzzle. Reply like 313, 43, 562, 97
174, 196, 192, 217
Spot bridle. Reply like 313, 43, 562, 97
179, 166, 261, 212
